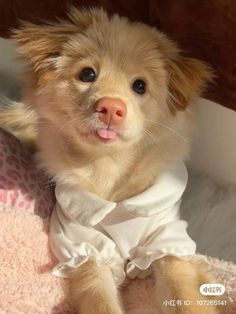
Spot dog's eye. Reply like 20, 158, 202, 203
78, 68, 96, 82
132, 79, 146, 95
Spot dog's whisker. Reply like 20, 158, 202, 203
143, 128, 168, 158
158, 122, 188, 143
144, 118, 188, 143
59, 117, 81, 132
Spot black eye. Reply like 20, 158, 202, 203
78, 68, 96, 82
132, 79, 146, 95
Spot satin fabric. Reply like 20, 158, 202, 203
50, 161, 197, 284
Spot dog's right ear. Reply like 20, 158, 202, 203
12, 7, 108, 85
12, 7, 108, 76
12, 21, 78, 76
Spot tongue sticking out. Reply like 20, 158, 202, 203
96, 128, 118, 140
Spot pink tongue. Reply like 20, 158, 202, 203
97, 128, 118, 140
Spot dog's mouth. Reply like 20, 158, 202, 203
75, 125, 122, 143
95, 127, 119, 142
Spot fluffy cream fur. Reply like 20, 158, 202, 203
1, 7, 217, 314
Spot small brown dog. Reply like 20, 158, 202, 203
0, 7, 219, 314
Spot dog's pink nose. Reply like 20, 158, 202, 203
94, 97, 126, 126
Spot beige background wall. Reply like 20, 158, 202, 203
189, 98, 236, 185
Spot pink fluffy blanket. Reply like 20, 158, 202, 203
0, 129, 236, 313
1, 210, 236, 314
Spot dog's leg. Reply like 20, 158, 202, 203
153, 256, 219, 314
70, 260, 124, 314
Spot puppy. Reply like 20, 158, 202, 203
0, 7, 218, 314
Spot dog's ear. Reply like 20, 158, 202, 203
12, 7, 107, 78
167, 56, 213, 113
12, 21, 78, 75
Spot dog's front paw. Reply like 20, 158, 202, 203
153, 256, 220, 314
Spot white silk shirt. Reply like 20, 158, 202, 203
50, 161, 197, 284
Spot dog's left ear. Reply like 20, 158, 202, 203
167, 56, 213, 112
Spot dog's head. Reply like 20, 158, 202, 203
13, 8, 212, 156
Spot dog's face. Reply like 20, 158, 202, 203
14, 8, 211, 154
54, 17, 170, 149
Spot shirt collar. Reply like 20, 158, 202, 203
55, 161, 187, 226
